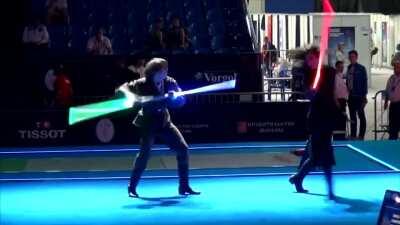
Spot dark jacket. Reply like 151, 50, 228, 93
346, 63, 368, 98
308, 67, 342, 167
127, 76, 184, 129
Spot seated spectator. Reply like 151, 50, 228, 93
22, 19, 50, 49
54, 64, 73, 108
166, 16, 189, 50
46, 0, 69, 25
146, 18, 166, 51
278, 59, 290, 77
86, 28, 113, 55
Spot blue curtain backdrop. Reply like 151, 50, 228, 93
265, 0, 314, 13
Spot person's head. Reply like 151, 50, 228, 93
264, 36, 270, 43
171, 16, 181, 28
394, 59, 400, 75
306, 46, 320, 70
144, 58, 168, 83
348, 50, 358, 64
95, 28, 105, 39
335, 61, 344, 74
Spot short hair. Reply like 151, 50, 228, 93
144, 58, 168, 78
335, 60, 344, 67
348, 50, 358, 56
392, 52, 400, 66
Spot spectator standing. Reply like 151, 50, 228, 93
346, 50, 368, 140
384, 57, 400, 140
262, 36, 277, 78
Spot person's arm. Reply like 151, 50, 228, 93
167, 78, 186, 108
158, 31, 166, 48
87, 38, 94, 54
361, 66, 368, 105
39, 26, 50, 45
179, 28, 186, 48
384, 77, 391, 110
362, 66, 368, 96
87, 38, 99, 55
106, 38, 113, 55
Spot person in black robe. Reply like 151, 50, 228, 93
289, 66, 343, 200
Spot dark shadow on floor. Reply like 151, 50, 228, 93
304, 192, 327, 197
333, 196, 379, 213
123, 195, 187, 209
304, 193, 379, 213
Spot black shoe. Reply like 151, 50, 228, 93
128, 186, 139, 198
289, 175, 308, 193
179, 186, 201, 195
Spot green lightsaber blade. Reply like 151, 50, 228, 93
68, 80, 236, 125
68, 97, 130, 125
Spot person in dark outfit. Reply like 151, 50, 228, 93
166, 17, 189, 50
384, 58, 400, 140
346, 50, 368, 140
118, 58, 200, 198
289, 67, 343, 200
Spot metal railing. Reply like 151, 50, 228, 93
373, 90, 389, 140
186, 91, 307, 104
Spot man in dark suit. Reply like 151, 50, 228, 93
346, 50, 368, 140
118, 58, 200, 198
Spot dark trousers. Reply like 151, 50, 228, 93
296, 158, 333, 196
295, 133, 334, 196
348, 96, 366, 139
129, 122, 190, 189
298, 138, 311, 169
389, 102, 400, 140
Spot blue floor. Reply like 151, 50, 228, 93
1, 173, 399, 225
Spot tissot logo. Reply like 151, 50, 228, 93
195, 71, 238, 83
18, 130, 67, 139
18, 120, 67, 140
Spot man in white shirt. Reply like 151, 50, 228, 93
334, 61, 348, 113
22, 20, 50, 47
384, 58, 400, 140
87, 28, 113, 55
